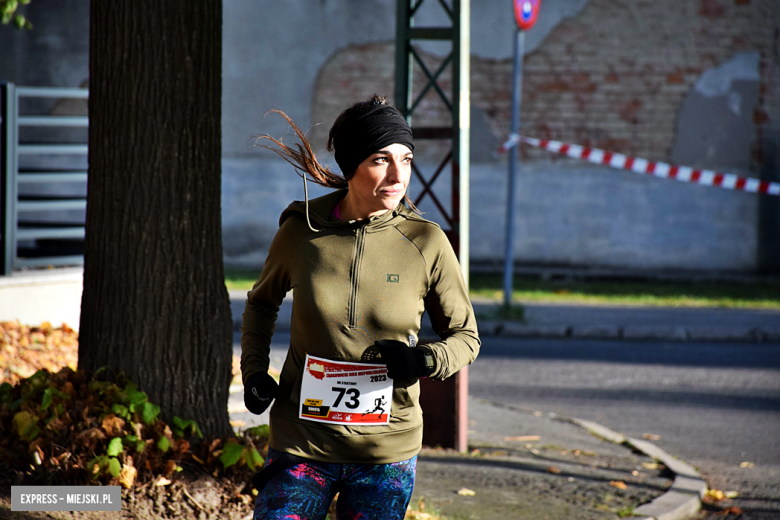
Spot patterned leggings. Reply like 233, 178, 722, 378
253, 448, 417, 520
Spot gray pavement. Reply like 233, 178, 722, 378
411, 399, 678, 520
227, 290, 780, 519
488, 301, 780, 343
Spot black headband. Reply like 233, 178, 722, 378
332, 104, 414, 178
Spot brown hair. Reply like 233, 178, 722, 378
252, 110, 348, 189
252, 95, 420, 213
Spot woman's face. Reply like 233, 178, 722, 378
346, 143, 413, 219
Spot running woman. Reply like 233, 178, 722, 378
241, 95, 480, 520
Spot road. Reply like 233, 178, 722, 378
469, 337, 780, 515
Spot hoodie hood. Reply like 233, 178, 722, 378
280, 189, 424, 232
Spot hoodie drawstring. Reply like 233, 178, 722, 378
302, 174, 321, 233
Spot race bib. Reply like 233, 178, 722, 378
299, 355, 392, 425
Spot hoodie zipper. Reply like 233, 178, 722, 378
347, 224, 367, 328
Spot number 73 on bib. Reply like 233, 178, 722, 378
299, 355, 393, 425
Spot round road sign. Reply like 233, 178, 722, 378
514, 0, 541, 30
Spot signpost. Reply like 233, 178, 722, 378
503, 0, 540, 306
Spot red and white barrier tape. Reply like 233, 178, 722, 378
499, 133, 780, 197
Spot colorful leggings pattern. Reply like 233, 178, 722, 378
253, 448, 417, 520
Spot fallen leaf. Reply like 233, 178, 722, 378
77, 427, 106, 450
610, 481, 628, 490
173, 438, 190, 456
13, 411, 35, 437
739, 461, 754, 468
155, 476, 171, 486
504, 435, 540, 442
631, 470, 640, 477
164, 460, 177, 477
642, 433, 660, 441
724, 506, 743, 514
119, 464, 137, 489
725, 491, 739, 499
641, 462, 658, 470
32, 447, 43, 466
457, 488, 476, 496
547, 466, 561, 474
63, 381, 76, 397
101, 414, 125, 437
707, 489, 725, 501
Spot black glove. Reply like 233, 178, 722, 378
375, 340, 435, 379
244, 372, 280, 415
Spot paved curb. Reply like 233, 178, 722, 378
558, 416, 706, 520
476, 320, 779, 343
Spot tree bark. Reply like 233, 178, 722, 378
80, 1, 233, 438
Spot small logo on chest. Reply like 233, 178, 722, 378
386, 274, 400, 283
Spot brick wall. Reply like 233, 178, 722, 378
311, 42, 454, 163
311, 0, 778, 169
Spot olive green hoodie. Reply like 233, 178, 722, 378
241, 189, 480, 464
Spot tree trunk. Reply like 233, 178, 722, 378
80, 1, 233, 438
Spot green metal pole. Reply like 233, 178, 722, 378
394, 0, 412, 118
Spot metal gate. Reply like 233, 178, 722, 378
1, 83, 88, 274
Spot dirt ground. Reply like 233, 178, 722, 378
1, 473, 255, 520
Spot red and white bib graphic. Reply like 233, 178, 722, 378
299, 355, 392, 425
